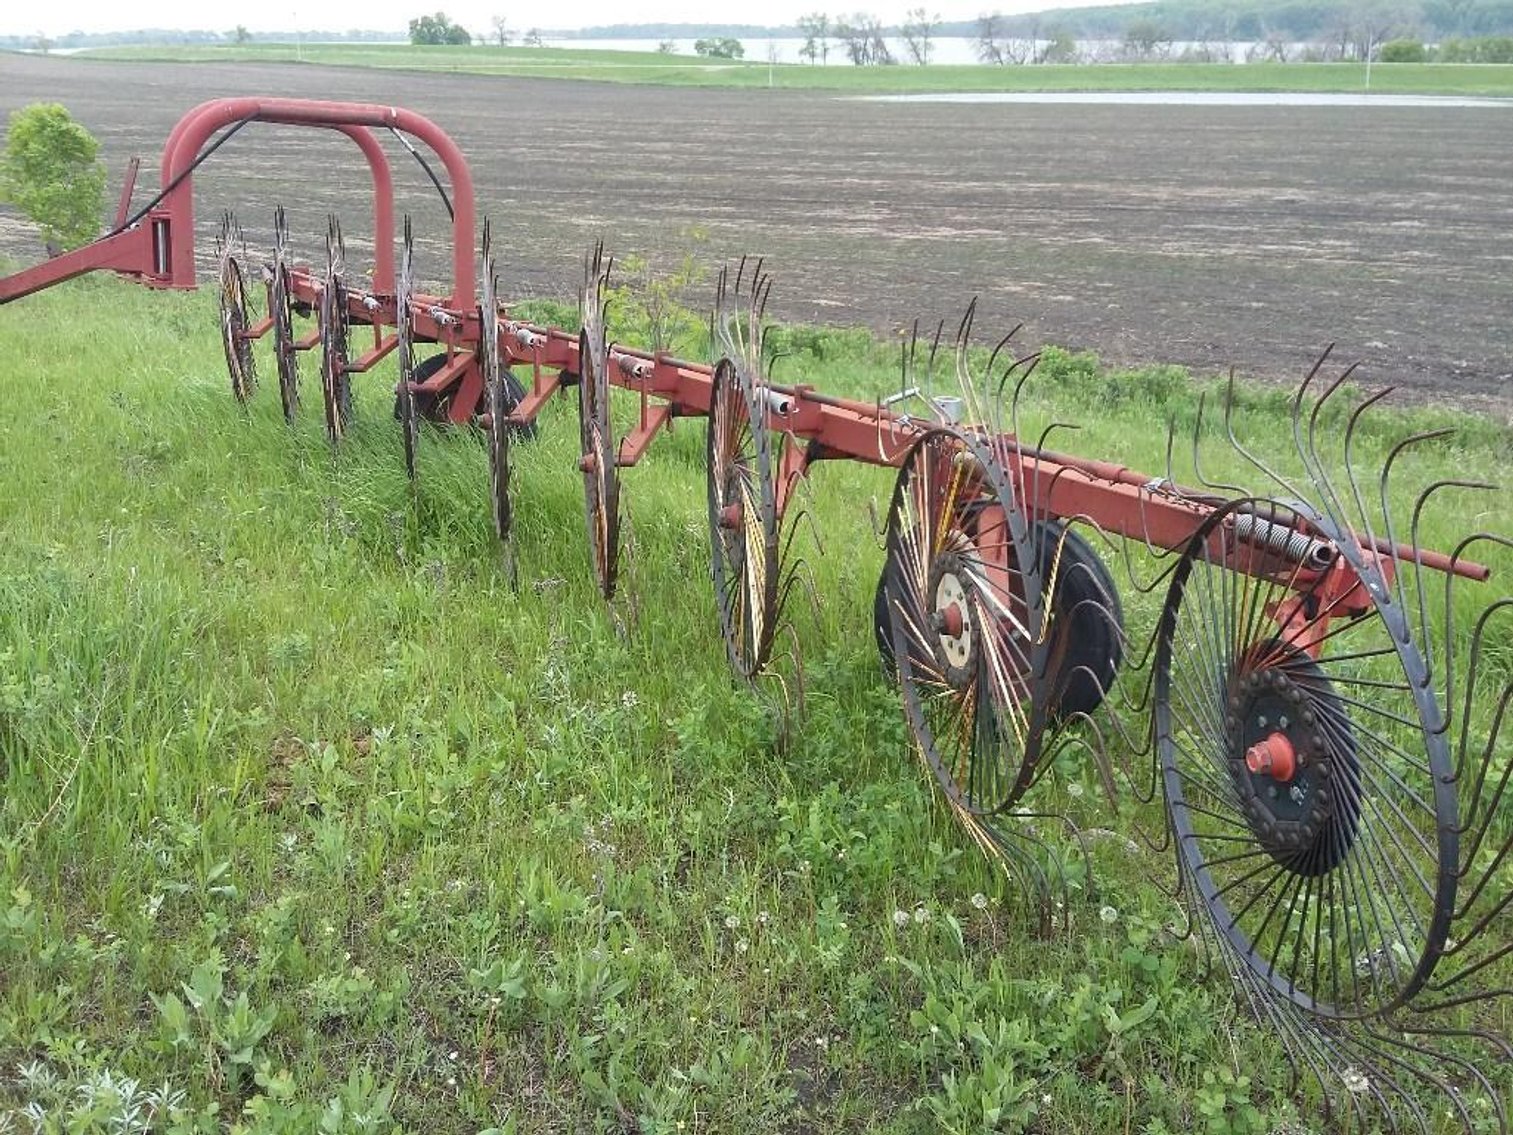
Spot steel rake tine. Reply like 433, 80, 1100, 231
1340, 384, 1397, 543
1190, 388, 1247, 498
1405, 479, 1497, 668
1225, 367, 1305, 501
1298, 359, 1361, 531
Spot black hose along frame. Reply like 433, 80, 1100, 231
213, 205, 1513, 1128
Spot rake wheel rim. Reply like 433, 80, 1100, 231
1154, 496, 1457, 1020
396, 218, 419, 481
271, 210, 299, 424
218, 248, 256, 402
319, 224, 352, 444
883, 429, 1047, 815
480, 235, 510, 546
578, 326, 620, 599
706, 357, 780, 681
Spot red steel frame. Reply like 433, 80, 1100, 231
0, 97, 1491, 626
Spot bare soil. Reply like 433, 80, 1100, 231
2, 54, 1510, 413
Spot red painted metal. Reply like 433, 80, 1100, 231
113, 157, 141, 230
1246, 733, 1297, 781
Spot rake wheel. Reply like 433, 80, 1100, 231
270, 208, 299, 424
395, 217, 419, 480
881, 428, 1049, 813
216, 215, 256, 402
707, 357, 781, 681
577, 247, 621, 599
875, 519, 1123, 720
578, 329, 621, 599
480, 226, 511, 547
318, 218, 353, 444
1154, 496, 1455, 1019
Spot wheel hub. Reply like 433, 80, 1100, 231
928, 553, 977, 688
1225, 662, 1355, 876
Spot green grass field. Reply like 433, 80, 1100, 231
71, 43, 1513, 96
1, 270, 1510, 1132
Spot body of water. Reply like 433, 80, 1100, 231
862, 91, 1513, 106
543, 36, 1306, 65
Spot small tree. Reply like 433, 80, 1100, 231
1379, 37, 1427, 61
523, 28, 543, 46
1037, 29, 1076, 63
694, 36, 744, 59
797, 12, 830, 63
657, 39, 675, 53
835, 13, 893, 64
2, 102, 107, 252
408, 12, 472, 45
900, 7, 937, 64
231, 25, 251, 45
490, 15, 511, 45
1122, 19, 1172, 60
975, 12, 1005, 63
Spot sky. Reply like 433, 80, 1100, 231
2, 0, 1140, 40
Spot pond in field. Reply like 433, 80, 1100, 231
859, 92, 1513, 107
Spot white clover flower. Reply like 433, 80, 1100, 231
970, 892, 989, 910
892, 909, 911, 928
913, 906, 931, 924
724, 914, 740, 930
1342, 1067, 1370, 1094
1066, 782, 1085, 798
735, 938, 749, 954
1099, 905, 1119, 924
621, 691, 638, 709
757, 910, 770, 925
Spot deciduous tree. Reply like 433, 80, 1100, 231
797, 12, 830, 63
2, 102, 107, 252
899, 7, 937, 64
694, 36, 744, 58
408, 12, 472, 45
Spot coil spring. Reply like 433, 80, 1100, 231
1232, 511, 1336, 570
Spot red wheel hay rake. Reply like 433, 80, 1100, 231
3, 98, 1511, 1131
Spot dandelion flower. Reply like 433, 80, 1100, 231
1342, 1067, 1370, 1094
724, 914, 740, 930
970, 892, 989, 910
892, 909, 910, 928
1099, 905, 1119, 924
913, 906, 931, 924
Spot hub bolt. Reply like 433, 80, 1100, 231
1245, 731, 1297, 782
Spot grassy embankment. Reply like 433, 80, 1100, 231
1, 265, 1510, 1132
75, 43, 1513, 96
